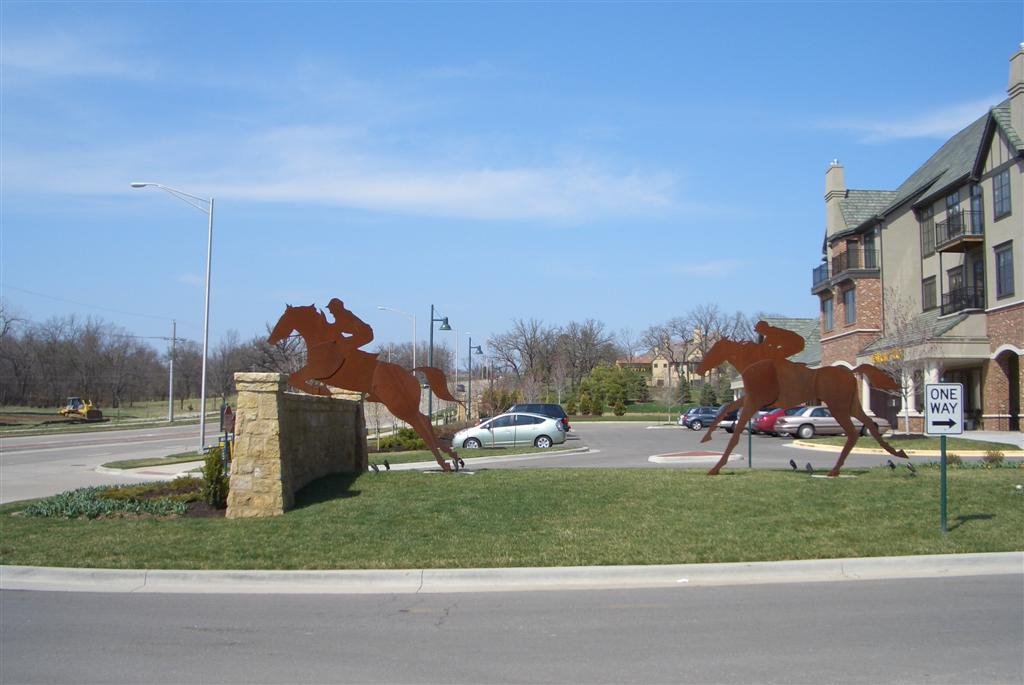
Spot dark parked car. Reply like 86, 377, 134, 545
505, 403, 570, 431
678, 405, 723, 430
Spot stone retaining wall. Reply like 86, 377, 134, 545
226, 372, 367, 518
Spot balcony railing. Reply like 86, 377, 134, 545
811, 263, 830, 289
935, 209, 984, 252
941, 285, 985, 315
831, 248, 879, 279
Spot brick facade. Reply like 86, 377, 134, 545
983, 304, 1024, 430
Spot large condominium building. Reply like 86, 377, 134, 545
811, 46, 1023, 433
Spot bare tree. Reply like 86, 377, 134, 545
875, 287, 939, 433
616, 327, 643, 363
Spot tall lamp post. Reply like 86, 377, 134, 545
467, 336, 483, 421
131, 182, 214, 453
376, 306, 416, 369
427, 304, 451, 424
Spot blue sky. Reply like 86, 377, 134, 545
2, 1, 1022, 356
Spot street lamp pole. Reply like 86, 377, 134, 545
427, 304, 451, 425
467, 336, 483, 421
132, 182, 214, 453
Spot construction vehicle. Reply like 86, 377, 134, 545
59, 397, 104, 421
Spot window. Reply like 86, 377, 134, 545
515, 415, 543, 425
919, 205, 935, 256
945, 191, 961, 231
993, 169, 1011, 219
922, 277, 937, 311
948, 265, 964, 294
863, 230, 877, 268
996, 241, 1015, 298
843, 287, 856, 325
822, 297, 834, 332
971, 184, 984, 231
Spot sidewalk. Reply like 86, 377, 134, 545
2, 552, 1020, 595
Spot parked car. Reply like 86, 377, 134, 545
773, 405, 891, 439
678, 405, 723, 430
506, 403, 570, 431
752, 407, 803, 435
719, 409, 740, 433
453, 411, 567, 449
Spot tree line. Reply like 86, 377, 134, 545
1, 300, 765, 410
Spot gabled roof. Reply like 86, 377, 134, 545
762, 317, 821, 366
838, 189, 898, 229
990, 101, 1024, 152
860, 310, 969, 355
881, 103, 998, 215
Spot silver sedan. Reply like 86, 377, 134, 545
453, 412, 567, 449
774, 405, 891, 439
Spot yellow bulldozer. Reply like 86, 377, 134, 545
59, 397, 104, 421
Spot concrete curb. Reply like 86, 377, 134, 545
3, 553, 1020, 595
789, 441, 1024, 457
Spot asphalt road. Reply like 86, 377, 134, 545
0, 424, 208, 503
3, 575, 1021, 684
464, 421, 919, 473
0, 420, 947, 503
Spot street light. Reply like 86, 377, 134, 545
467, 335, 483, 421
427, 304, 451, 424
132, 181, 214, 454
376, 305, 416, 369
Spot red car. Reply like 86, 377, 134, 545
752, 407, 802, 435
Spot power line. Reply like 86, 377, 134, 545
1, 283, 181, 322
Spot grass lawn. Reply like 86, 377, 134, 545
369, 445, 574, 465
810, 435, 1020, 452
101, 452, 207, 470
2, 467, 1021, 570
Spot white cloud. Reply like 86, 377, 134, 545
823, 95, 1003, 143
177, 273, 204, 287
1, 30, 157, 80
4, 124, 681, 223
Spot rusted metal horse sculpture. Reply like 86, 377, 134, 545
268, 302, 462, 471
696, 337, 908, 477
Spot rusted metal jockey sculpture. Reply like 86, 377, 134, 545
268, 299, 462, 471
696, 321, 908, 477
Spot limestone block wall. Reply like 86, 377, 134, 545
227, 372, 367, 519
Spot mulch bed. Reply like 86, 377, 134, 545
184, 501, 226, 518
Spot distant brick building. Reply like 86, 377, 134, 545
811, 47, 1023, 433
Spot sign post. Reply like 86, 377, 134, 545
924, 383, 963, 534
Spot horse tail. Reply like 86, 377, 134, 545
414, 366, 463, 405
853, 364, 900, 392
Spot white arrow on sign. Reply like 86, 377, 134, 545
924, 383, 964, 436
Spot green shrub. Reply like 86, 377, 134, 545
983, 450, 1005, 467
377, 427, 428, 451
22, 485, 189, 519
612, 399, 626, 416
101, 477, 202, 503
591, 396, 604, 416
202, 448, 229, 509
565, 398, 577, 415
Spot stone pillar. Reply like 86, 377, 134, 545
227, 373, 289, 518
226, 372, 368, 519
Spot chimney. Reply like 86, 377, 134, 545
825, 159, 846, 239
1009, 44, 1024, 136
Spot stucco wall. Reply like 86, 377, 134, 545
226, 372, 368, 519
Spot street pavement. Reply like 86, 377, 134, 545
3, 574, 1021, 684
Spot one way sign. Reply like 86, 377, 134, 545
924, 383, 964, 436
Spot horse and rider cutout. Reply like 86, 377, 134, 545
698, 320, 908, 477
268, 299, 463, 471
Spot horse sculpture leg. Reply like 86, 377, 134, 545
825, 406, 862, 478
708, 402, 760, 475
701, 398, 744, 444
288, 370, 331, 397
849, 404, 909, 461
371, 363, 454, 472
